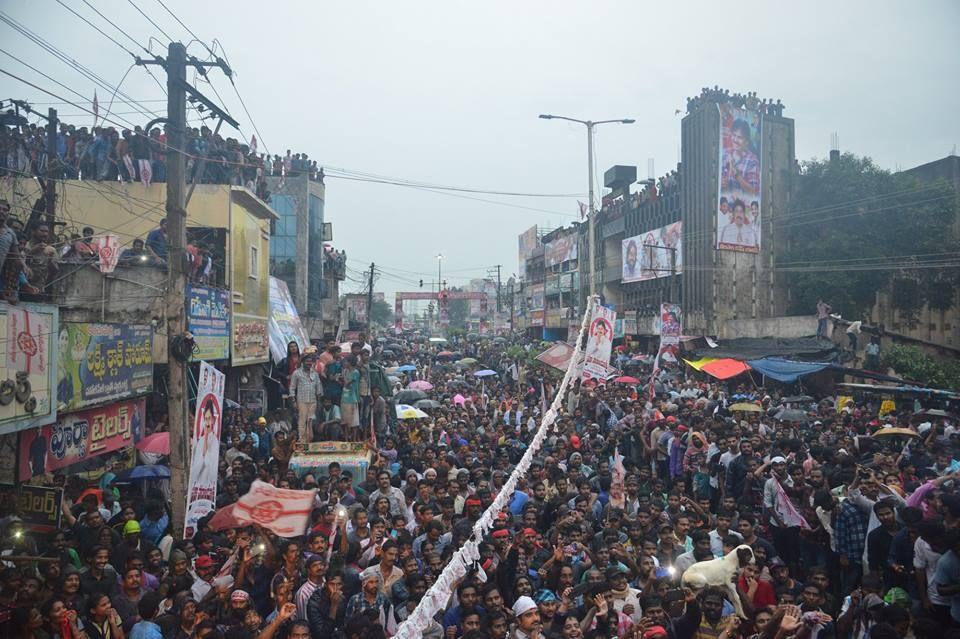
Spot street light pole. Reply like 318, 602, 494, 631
539, 114, 635, 300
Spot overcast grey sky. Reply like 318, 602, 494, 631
3, 1, 959, 300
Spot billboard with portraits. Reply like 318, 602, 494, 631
621, 221, 683, 283
518, 226, 538, 279
717, 103, 761, 253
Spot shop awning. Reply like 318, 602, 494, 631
746, 358, 830, 383
700, 358, 752, 380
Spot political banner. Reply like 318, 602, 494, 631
717, 103, 761, 253
187, 285, 231, 361
208, 480, 317, 537
185, 361, 225, 539
622, 221, 683, 283
518, 225, 538, 280
649, 303, 683, 399
18, 398, 144, 481
544, 234, 578, 268
267, 277, 309, 364
57, 323, 153, 412
6, 306, 49, 374
582, 305, 616, 381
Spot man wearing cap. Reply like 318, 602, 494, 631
296, 555, 327, 620
346, 566, 397, 634
762, 455, 799, 570
510, 595, 540, 639
110, 519, 155, 575
190, 554, 218, 601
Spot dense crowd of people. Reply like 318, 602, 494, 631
2, 326, 960, 639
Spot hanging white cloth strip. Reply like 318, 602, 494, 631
393, 297, 598, 639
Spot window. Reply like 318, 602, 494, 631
249, 245, 259, 279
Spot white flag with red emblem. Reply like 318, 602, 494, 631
249, 135, 257, 155
96, 234, 119, 274
209, 480, 316, 537
6, 306, 48, 374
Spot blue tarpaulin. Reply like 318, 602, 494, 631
746, 358, 829, 383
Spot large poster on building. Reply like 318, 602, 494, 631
268, 277, 310, 365
717, 104, 761, 253
17, 398, 144, 481
0, 303, 58, 436
581, 305, 616, 381
528, 283, 545, 311
659, 303, 682, 346
545, 235, 578, 268
622, 221, 683, 283
57, 323, 152, 413
186, 285, 230, 361
518, 226, 538, 280
185, 361, 225, 538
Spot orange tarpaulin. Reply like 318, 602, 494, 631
700, 358, 752, 380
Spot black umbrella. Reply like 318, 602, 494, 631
776, 408, 808, 422
394, 389, 428, 404
415, 399, 442, 410
781, 395, 813, 403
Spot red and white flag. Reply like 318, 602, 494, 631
209, 480, 316, 537
92, 90, 99, 128
96, 234, 119, 274
6, 307, 48, 374
249, 135, 257, 155
578, 201, 588, 219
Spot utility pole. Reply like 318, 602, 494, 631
138, 43, 234, 537
163, 42, 190, 538
509, 280, 515, 332
495, 264, 502, 313
366, 262, 375, 333
45, 108, 57, 226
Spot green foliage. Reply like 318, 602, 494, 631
446, 297, 471, 329
881, 343, 960, 391
369, 299, 393, 326
785, 153, 959, 320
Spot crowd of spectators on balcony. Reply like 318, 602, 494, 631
686, 86, 785, 116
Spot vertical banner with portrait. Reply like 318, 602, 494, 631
185, 361, 225, 538
649, 304, 683, 399
518, 225, 538, 280
717, 104, 761, 253
581, 305, 616, 381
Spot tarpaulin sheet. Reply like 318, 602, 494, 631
746, 358, 829, 383
701, 358, 751, 380
692, 336, 837, 361
683, 357, 718, 371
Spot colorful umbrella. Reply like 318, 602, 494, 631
408, 380, 434, 391
429, 337, 448, 343
436, 351, 457, 359
395, 404, 430, 420
117, 465, 171, 481
453, 394, 467, 406
729, 402, 762, 413
395, 364, 418, 373
872, 427, 920, 438
613, 376, 640, 384
136, 432, 170, 455
474, 370, 497, 377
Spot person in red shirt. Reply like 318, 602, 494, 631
738, 562, 776, 611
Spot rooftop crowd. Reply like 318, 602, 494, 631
0, 109, 326, 205
686, 88, 785, 117
2, 325, 960, 639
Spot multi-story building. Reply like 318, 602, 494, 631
266, 173, 344, 339
574, 90, 796, 338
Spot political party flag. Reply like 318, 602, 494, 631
578, 201, 588, 219
92, 90, 99, 128
249, 135, 257, 155
6, 306, 48, 374
96, 234, 119, 274
228, 480, 317, 537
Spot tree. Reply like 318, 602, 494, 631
784, 153, 959, 325
447, 297, 470, 329
882, 344, 960, 390
369, 299, 393, 326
